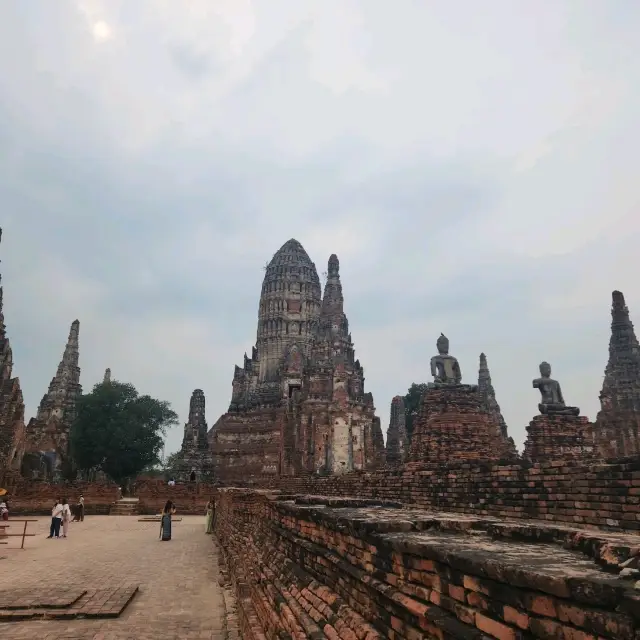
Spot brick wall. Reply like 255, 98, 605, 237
214, 489, 640, 640
135, 479, 217, 515
254, 457, 640, 532
7, 481, 119, 515
6, 479, 218, 516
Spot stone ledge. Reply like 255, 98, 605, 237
214, 488, 640, 639
0, 584, 139, 622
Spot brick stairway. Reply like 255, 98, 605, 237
109, 497, 140, 516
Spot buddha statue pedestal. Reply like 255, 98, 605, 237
523, 413, 595, 462
406, 383, 506, 465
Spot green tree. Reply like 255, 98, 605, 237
70, 380, 178, 487
403, 382, 428, 443
161, 451, 184, 480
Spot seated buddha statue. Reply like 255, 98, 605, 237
430, 333, 462, 385
532, 361, 580, 416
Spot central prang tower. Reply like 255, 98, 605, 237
210, 238, 384, 482
256, 239, 322, 389
229, 239, 322, 410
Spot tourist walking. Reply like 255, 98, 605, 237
77, 494, 84, 521
205, 499, 214, 534
61, 498, 71, 538
159, 500, 176, 541
47, 498, 63, 538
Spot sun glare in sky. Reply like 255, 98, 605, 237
92, 20, 111, 42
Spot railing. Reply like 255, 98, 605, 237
0, 519, 38, 549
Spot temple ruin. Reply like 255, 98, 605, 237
1, 222, 640, 639
21, 320, 82, 479
385, 395, 408, 466
595, 290, 640, 457
0, 228, 26, 484
407, 334, 511, 463
173, 388, 214, 480
478, 352, 517, 457
210, 239, 384, 482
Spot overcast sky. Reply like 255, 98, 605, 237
1, 1, 639, 455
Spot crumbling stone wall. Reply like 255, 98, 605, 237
7, 481, 119, 514
135, 479, 217, 514
254, 458, 640, 532
211, 407, 285, 481
214, 489, 640, 640
523, 413, 596, 461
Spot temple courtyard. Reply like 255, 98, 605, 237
0, 515, 237, 640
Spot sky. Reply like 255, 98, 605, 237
1, 0, 639, 456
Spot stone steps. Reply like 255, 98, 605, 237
109, 498, 140, 516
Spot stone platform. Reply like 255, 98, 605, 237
0, 585, 138, 622
524, 413, 595, 461
408, 384, 505, 463
215, 489, 640, 640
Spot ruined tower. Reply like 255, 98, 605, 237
293, 253, 384, 475
23, 320, 82, 478
182, 389, 209, 451
478, 353, 517, 458
595, 291, 640, 457
0, 229, 26, 483
211, 241, 382, 481
174, 388, 213, 480
386, 396, 408, 466
229, 239, 322, 410
103, 368, 111, 384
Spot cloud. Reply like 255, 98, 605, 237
1, 0, 639, 455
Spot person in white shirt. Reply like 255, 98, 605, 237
47, 499, 63, 538
61, 498, 72, 538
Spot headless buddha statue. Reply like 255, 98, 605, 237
532, 361, 580, 416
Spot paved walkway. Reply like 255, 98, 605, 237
0, 515, 236, 639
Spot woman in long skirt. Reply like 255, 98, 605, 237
159, 500, 175, 541
205, 499, 214, 534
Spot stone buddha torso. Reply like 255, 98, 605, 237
430, 334, 462, 385
532, 361, 579, 416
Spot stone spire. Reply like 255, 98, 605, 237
103, 368, 111, 384
174, 388, 213, 481
37, 319, 81, 425
24, 320, 82, 477
478, 353, 517, 457
0, 228, 26, 481
595, 291, 640, 457
386, 396, 408, 466
0, 228, 14, 382
182, 389, 208, 450
317, 254, 349, 340
599, 291, 640, 413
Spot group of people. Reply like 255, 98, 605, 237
47, 495, 84, 539
158, 497, 216, 541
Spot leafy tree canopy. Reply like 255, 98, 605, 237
161, 451, 184, 480
70, 380, 178, 486
403, 382, 427, 442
